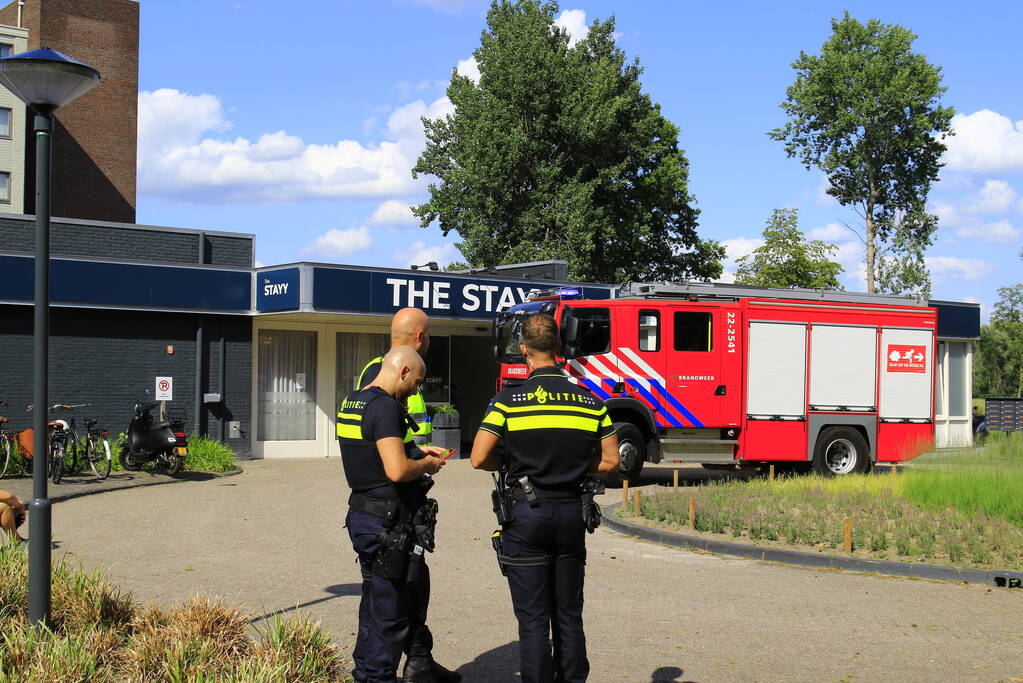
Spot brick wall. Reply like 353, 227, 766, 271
0, 214, 254, 267
0, 0, 139, 223
0, 306, 253, 458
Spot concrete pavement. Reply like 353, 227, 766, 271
47, 459, 1023, 682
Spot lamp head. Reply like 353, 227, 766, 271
0, 48, 100, 111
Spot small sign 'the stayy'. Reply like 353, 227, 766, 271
156, 376, 173, 401
886, 345, 926, 373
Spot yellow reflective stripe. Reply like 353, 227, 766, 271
336, 423, 363, 439
600, 415, 612, 428
336, 412, 362, 421
482, 410, 506, 427
495, 403, 605, 416
506, 415, 600, 432
478, 425, 503, 437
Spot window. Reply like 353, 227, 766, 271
572, 307, 611, 356
257, 329, 317, 441
947, 341, 968, 417
674, 311, 713, 352
0, 172, 9, 203
935, 342, 945, 416
639, 310, 659, 351
0, 45, 10, 60
0, 108, 10, 138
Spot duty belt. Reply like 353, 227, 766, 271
348, 492, 401, 524
509, 487, 581, 501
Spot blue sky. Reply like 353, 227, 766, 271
135, 0, 1023, 318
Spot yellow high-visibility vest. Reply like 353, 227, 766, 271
338, 355, 433, 445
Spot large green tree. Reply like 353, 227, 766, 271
734, 209, 843, 289
769, 12, 954, 295
413, 0, 723, 283
975, 283, 1023, 399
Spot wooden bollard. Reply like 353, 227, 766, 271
843, 517, 853, 553
622, 479, 630, 507
633, 489, 642, 516
688, 496, 696, 529
769, 464, 776, 481
673, 469, 679, 490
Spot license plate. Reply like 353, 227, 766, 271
175, 447, 188, 455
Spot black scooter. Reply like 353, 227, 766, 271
119, 401, 189, 475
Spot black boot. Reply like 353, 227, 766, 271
402, 655, 462, 682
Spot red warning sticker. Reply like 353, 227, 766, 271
886, 345, 926, 373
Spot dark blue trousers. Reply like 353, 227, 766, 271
347, 508, 434, 683
502, 498, 588, 683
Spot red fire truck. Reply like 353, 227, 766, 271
493, 282, 938, 479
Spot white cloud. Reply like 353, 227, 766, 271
555, 9, 588, 47
814, 176, 837, 206
807, 223, 852, 242
721, 236, 763, 262
456, 57, 480, 84
943, 109, 1023, 174
303, 227, 373, 259
397, 240, 458, 269
369, 199, 419, 226
964, 180, 1017, 214
955, 219, 1021, 245
926, 256, 996, 283
138, 88, 455, 203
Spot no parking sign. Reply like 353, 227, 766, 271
156, 376, 173, 401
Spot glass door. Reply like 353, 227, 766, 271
257, 329, 318, 441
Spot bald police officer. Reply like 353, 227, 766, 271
471, 314, 620, 683
353, 307, 434, 446
338, 346, 460, 683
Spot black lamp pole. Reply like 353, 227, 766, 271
0, 48, 100, 628
28, 106, 54, 626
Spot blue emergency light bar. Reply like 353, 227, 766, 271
529, 287, 582, 301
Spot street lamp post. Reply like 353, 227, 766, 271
0, 48, 99, 628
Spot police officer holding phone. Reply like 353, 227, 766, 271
471, 314, 620, 683
338, 346, 460, 683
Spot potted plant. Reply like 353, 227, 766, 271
430, 404, 460, 452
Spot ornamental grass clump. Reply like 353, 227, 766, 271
0, 544, 348, 681
633, 469, 1023, 571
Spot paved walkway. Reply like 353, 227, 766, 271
46, 459, 1023, 682
1, 468, 228, 504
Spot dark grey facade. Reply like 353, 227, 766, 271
0, 214, 253, 267
0, 215, 255, 457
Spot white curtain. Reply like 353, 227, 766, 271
337, 332, 390, 403
257, 330, 317, 441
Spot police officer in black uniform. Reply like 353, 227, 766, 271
470, 314, 620, 683
337, 346, 460, 683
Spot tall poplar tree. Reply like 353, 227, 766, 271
769, 13, 954, 294
413, 0, 723, 283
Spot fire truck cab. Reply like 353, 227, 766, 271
494, 282, 938, 479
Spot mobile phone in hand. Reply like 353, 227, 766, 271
440, 449, 457, 460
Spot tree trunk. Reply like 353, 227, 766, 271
865, 194, 876, 293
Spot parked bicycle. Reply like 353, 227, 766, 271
0, 401, 28, 480
30, 404, 112, 483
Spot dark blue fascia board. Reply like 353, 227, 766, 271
0, 254, 251, 312
931, 300, 981, 340
310, 265, 615, 319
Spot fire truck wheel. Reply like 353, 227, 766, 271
614, 422, 645, 481
812, 427, 870, 476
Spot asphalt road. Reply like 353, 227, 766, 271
46, 459, 1023, 682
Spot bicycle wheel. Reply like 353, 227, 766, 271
0, 435, 11, 479
50, 440, 66, 484
62, 437, 82, 477
87, 436, 112, 480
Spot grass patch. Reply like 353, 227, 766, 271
105, 433, 235, 474
629, 445, 1023, 570
0, 543, 347, 681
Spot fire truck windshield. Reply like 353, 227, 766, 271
494, 302, 549, 363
